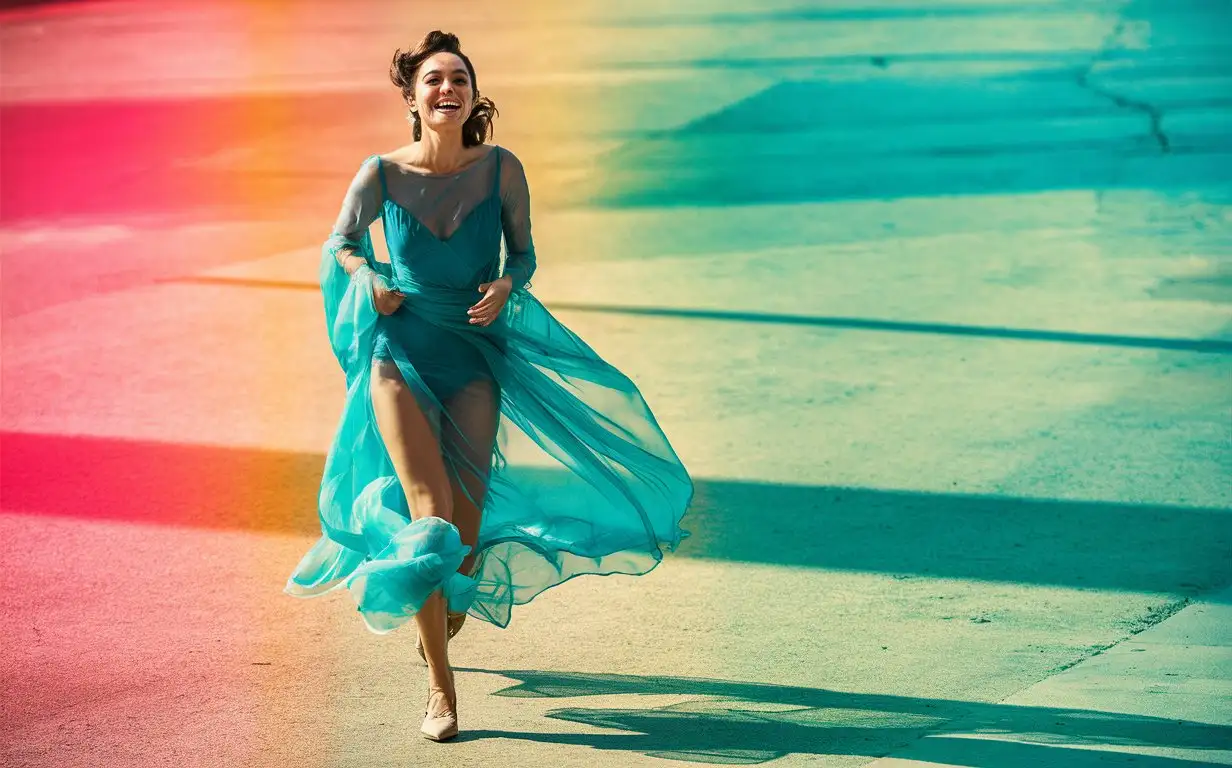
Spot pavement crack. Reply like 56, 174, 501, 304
1076, 68, 1172, 154
1075, 16, 1171, 154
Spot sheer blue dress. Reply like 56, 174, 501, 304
284, 146, 693, 633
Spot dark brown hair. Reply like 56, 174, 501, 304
390, 30, 497, 147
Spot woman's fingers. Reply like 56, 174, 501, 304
468, 281, 509, 323
469, 292, 503, 314
374, 286, 404, 315
377, 294, 403, 315
469, 300, 507, 323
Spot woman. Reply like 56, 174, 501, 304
284, 30, 692, 742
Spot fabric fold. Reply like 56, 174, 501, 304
286, 211, 693, 633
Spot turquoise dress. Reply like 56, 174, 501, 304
284, 146, 693, 633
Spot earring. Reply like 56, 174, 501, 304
406, 107, 417, 124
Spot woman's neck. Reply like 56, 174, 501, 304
411, 129, 470, 173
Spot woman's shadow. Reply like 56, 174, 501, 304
456, 668, 1231, 766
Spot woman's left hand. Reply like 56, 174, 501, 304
468, 274, 513, 326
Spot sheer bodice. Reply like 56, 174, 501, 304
332, 146, 535, 293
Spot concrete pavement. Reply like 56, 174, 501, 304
867, 586, 1232, 766
2, 1, 1230, 766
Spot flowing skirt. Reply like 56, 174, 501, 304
284, 232, 693, 633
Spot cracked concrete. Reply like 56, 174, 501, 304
1077, 17, 1172, 154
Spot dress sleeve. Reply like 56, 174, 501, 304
326, 157, 384, 273
499, 149, 537, 291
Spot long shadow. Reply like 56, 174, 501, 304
2, 431, 1230, 598
541, 302, 1232, 354
458, 668, 1231, 765
170, 276, 1232, 354
598, 46, 1232, 77
676, 475, 1232, 597
596, 2, 1228, 28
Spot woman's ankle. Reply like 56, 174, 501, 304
428, 667, 455, 693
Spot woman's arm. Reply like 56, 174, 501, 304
498, 149, 537, 291
327, 157, 383, 276
326, 157, 403, 315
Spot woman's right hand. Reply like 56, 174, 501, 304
372, 278, 405, 315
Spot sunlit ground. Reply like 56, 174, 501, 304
2, 1, 1230, 766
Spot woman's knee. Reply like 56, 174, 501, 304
370, 361, 407, 395
368, 361, 452, 519
407, 488, 453, 521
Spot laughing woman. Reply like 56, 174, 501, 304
284, 30, 693, 742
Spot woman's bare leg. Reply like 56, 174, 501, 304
442, 379, 501, 580
369, 360, 455, 714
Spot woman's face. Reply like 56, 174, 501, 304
411, 52, 475, 132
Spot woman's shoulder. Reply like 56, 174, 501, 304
374, 146, 412, 166
342, 154, 384, 188
492, 145, 528, 186
492, 144, 523, 167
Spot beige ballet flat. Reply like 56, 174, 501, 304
420, 688, 459, 742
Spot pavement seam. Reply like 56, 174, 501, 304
1045, 596, 1192, 676
863, 592, 1218, 766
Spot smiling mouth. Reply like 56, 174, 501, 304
434, 101, 462, 114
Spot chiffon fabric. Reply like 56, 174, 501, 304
284, 146, 693, 633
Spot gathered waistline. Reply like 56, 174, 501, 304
384, 279, 498, 333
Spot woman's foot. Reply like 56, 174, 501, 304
420, 684, 459, 742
